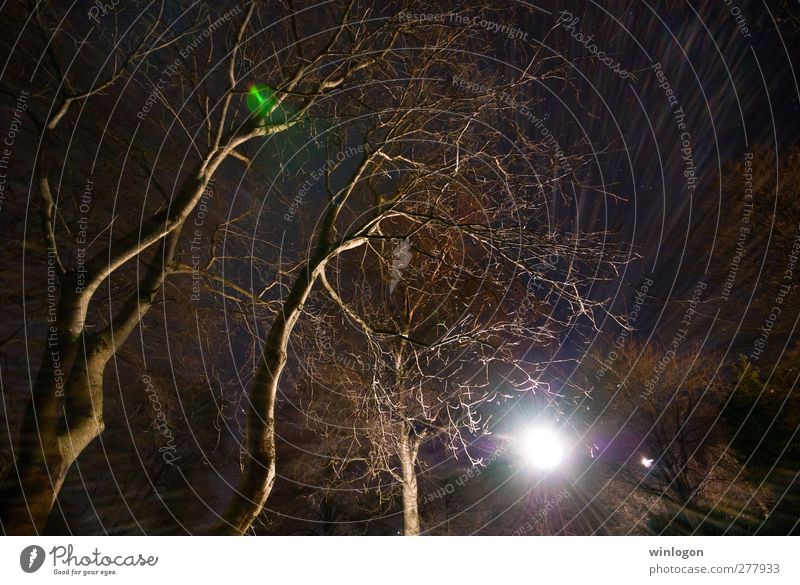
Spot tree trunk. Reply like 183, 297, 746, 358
0, 270, 85, 534
214, 257, 327, 535
213, 191, 371, 535
0, 342, 105, 534
399, 428, 421, 536
0, 235, 178, 533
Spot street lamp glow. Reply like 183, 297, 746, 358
641, 456, 654, 468
521, 427, 564, 470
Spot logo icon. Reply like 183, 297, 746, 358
20, 545, 45, 573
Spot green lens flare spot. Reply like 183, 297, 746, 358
246, 84, 276, 117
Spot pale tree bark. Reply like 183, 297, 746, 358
1, 229, 182, 533
2, 0, 387, 533
0, 0, 212, 532
399, 426, 421, 536
214, 147, 381, 534
212, 259, 322, 535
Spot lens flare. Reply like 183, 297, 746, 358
246, 83, 276, 117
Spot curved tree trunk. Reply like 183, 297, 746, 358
213, 152, 375, 536
213, 258, 326, 535
0, 269, 86, 534
0, 91, 206, 532
0, 234, 180, 533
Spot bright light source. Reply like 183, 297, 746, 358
521, 427, 564, 470
641, 456, 654, 468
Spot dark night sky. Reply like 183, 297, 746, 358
518, 2, 800, 362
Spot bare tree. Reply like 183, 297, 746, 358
289, 83, 627, 536
2, 0, 626, 536
1, 0, 401, 533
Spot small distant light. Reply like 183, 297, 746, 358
641, 457, 654, 468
